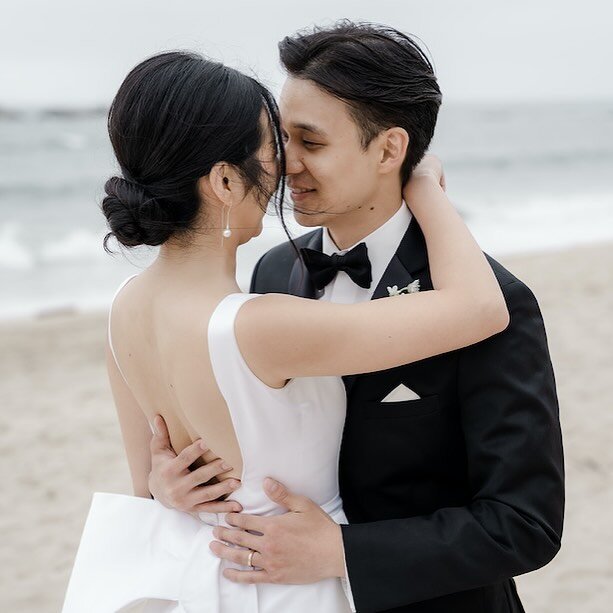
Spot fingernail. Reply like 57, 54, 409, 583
264, 477, 279, 493
231, 480, 241, 490
200, 441, 208, 451
232, 504, 242, 512
221, 462, 232, 470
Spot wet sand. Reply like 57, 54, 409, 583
1, 242, 612, 612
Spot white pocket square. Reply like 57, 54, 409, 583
381, 384, 421, 402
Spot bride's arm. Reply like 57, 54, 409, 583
237, 156, 509, 383
106, 340, 153, 498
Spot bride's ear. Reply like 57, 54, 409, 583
206, 162, 244, 205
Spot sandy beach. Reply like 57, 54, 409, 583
1, 242, 612, 612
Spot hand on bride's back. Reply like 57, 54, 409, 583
148, 414, 242, 515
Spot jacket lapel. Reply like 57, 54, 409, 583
288, 229, 324, 299
371, 217, 429, 300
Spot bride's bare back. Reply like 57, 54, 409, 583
109, 271, 244, 483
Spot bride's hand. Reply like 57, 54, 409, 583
402, 154, 447, 223
403, 154, 446, 196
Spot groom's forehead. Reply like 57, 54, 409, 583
279, 77, 353, 131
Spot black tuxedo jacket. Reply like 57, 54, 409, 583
250, 220, 564, 613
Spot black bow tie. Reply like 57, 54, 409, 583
300, 242, 372, 290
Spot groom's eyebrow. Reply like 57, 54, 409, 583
293, 122, 327, 137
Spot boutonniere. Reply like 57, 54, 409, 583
387, 280, 420, 296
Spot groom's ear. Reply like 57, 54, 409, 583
378, 127, 410, 176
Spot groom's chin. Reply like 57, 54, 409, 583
292, 210, 329, 228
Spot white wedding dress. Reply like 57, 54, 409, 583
62, 287, 352, 612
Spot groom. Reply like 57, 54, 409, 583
149, 22, 564, 612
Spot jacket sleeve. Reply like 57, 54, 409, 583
249, 241, 301, 295
341, 279, 565, 612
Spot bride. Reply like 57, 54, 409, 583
62, 50, 508, 612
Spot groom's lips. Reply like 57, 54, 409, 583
289, 186, 316, 203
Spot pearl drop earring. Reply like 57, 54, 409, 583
222, 207, 232, 238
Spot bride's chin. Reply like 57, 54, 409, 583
239, 226, 263, 245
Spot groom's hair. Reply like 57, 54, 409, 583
279, 21, 442, 183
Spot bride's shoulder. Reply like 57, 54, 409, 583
109, 274, 140, 315
234, 293, 291, 333
238, 292, 304, 315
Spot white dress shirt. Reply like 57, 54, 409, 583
318, 202, 413, 611
320, 202, 413, 304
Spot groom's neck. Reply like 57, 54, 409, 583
326, 195, 404, 251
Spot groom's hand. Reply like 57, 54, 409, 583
148, 414, 242, 514
210, 478, 345, 584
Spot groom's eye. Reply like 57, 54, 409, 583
303, 140, 322, 148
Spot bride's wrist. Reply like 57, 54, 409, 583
403, 172, 441, 203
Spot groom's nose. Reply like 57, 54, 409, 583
284, 148, 305, 176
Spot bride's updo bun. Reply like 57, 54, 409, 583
102, 177, 173, 247
102, 51, 285, 250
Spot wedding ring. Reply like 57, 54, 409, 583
247, 550, 255, 568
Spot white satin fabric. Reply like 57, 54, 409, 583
62, 291, 352, 612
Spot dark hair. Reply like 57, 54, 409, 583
279, 21, 442, 183
102, 51, 286, 250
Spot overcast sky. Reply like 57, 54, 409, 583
2, 0, 612, 108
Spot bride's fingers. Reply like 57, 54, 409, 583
174, 439, 207, 472
188, 458, 234, 487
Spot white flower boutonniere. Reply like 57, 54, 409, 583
387, 279, 421, 297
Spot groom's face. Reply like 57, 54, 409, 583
279, 77, 384, 228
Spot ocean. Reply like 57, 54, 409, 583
1, 101, 612, 319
